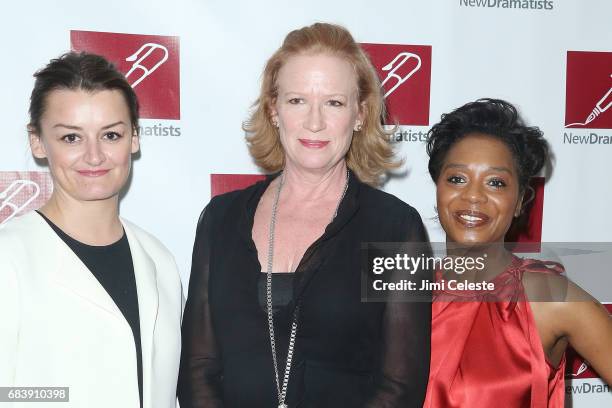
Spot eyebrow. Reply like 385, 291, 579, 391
52, 121, 126, 130
281, 90, 352, 97
444, 163, 513, 174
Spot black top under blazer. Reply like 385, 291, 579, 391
178, 171, 431, 408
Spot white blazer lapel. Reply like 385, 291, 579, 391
35, 214, 124, 319
123, 221, 159, 408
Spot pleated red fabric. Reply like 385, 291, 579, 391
424, 257, 566, 408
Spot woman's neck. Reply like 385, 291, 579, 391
39, 192, 123, 245
280, 161, 348, 203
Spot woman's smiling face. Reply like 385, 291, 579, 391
270, 53, 363, 174
29, 88, 139, 204
436, 133, 523, 244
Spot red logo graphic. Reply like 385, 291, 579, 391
211, 174, 266, 198
506, 177, 545, 252
565, 303, 612, 379
565, 51, 612, 129
361, 44, 432, 126
0, 172, 53, 226
71, 30, 180, 120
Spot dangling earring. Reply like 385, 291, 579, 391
514, 205, 522, 218
514, 198, 523, 218
516, 185, 535, 217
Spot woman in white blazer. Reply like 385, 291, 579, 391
0, 52, 183, 408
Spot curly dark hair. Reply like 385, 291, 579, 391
426, 98, 549, 192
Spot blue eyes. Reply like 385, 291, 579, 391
286, 98, 345, 107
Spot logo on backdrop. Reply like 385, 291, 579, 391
210, 174, 266, 198
70, 30, 180, 120
361, 44, 432, 126
125, 43, 169, 88
565, 304, 612, 381
565, 51, 612, 130
458, 0, 554, 10
0, 172, 53, 226
505, 177, 544, 249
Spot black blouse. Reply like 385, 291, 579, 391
256, 272, 301, 314
178, 172, 432, 408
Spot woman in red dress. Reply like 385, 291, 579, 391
424, 99, 612, 407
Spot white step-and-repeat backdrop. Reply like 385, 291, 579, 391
1, 0, 610, 405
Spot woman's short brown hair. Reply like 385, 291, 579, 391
29, 51, 139, 136
243, 22, 399, 186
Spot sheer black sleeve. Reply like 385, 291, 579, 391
178, 204, 224, 407
365, 208, 432, 408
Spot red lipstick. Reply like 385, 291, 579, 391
77, 170, 110, 177
299, 139, 329, 149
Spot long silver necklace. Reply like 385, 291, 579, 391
266, 168, 349, 408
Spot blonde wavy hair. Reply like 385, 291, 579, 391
243, 22, 399, 186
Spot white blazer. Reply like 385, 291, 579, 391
0, 211, 183, 408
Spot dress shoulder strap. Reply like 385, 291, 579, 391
516, 257, 565, 276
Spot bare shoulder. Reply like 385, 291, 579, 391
522, 270, 571, 303
525, 271, 609, 336
523, 262, 612, 384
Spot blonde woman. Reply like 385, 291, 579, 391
179, 23, 430, 408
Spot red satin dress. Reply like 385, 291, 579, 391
424, 257, 566, 408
